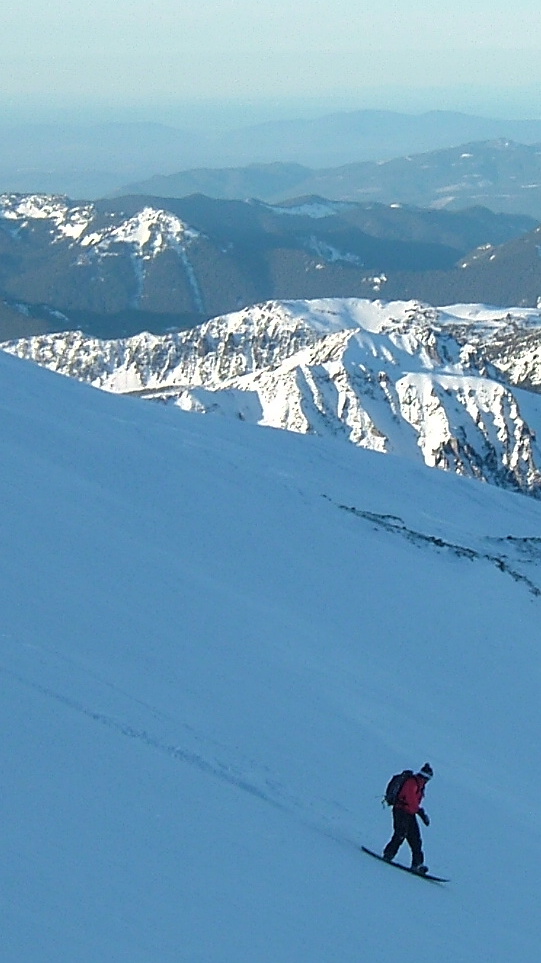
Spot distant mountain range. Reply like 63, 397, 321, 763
0, 192, 537, 341
3, 110, 541, 199
120, 139, 541, 219
5, 297, 541, 498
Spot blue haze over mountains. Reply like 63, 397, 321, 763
122, 140, 541, 220
3, 108, 541, 199
2, 105, 541, 341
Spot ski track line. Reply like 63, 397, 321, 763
0, 663, 356, 846
0, 663, 286, 807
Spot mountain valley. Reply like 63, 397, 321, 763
0, 191, 537, 341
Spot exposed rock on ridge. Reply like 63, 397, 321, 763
3, 297, 541, 497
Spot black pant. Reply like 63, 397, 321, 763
383, 808, 424, 866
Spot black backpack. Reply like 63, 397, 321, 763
384, 769, 413, 807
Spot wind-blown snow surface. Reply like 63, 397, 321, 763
2, 348, 541, 961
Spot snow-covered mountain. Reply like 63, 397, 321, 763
5, 296, 541, 496
0, 193, 204, 306
0, 192, 194, 248
0, 191, 537, 341
2, 342, 541, 961
0, 194, 213, 337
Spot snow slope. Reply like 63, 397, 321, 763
2, 348, 541, 961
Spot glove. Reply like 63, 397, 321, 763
419, 808, 430, 826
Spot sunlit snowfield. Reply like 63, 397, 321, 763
1, 347, 540, 961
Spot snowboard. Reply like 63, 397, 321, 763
361, 846, 449, 883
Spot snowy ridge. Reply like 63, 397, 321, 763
0, 194, 199, 253
0, 193, 94, 239
175, 323, 541, 494
0, 299, 351, 392
79, 206, 200, 256
4, 296, 541, 495
79, 207, 203, 310
0, 194, 204, 312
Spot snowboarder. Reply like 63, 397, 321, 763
382, 762, 433, 874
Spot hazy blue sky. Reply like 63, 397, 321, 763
3, 0, 541, 123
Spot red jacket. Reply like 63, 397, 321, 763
395, 775, 427, 815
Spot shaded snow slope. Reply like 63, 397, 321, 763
2, 349, 541, 961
